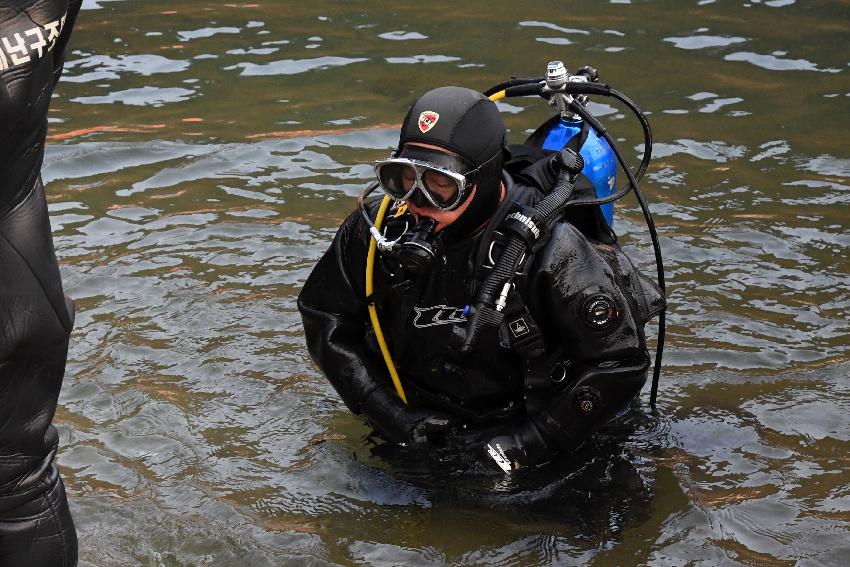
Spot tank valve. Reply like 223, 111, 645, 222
545, 60, 569, 91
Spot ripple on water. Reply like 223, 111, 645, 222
536, 38, 572, 46
377, 31, 428, 41
80, 0, 127, 9
654, 363, 850, 565
62, 54, 191, 83
177, 27, 241, 42
725, 51, 841, 73
51, 136, 351, 524
798, 154, 850, 178
663, 34, 748, 50
518, 20, 590, 36
384, 55, 462, 64
226, 56, 369, 76
44, 142, 206, 183
652, 139, 747, 163
70, 86, 196, 107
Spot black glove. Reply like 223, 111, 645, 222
359, 388, 455, 447
410, 414, 454, 446
434, 418, 554, 473
483, 419, 552, 473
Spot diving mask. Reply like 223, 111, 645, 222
374, 157, 473, 211
374, 146, 500, 212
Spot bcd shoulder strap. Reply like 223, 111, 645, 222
500, 283, 564, 415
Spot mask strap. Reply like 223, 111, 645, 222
463, 148, 503, 185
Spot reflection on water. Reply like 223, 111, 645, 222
39, 0, 850, 565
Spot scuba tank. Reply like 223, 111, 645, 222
541, 118, 616, 226
537, 62, 617, 227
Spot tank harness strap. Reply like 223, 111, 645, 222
469, 173, 523, 290
464, 152, 584, 412
473, 188, 571, 415
500, 286, 554, 414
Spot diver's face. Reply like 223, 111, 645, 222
402, 143, 476, 232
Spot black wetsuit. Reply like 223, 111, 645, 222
1, 1, 82, 565
298, 166, 665, 471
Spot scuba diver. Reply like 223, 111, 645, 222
299, 64, 666, 474
1, 1, 82, 565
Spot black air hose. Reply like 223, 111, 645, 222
461, 150, 584, 352
483, 77, 543, 97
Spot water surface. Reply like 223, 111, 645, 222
42, 1, 850, 565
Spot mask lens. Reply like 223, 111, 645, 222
422, 169, 461, 206
377, 162, 418, 198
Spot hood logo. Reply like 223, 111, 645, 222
417, 111, 439, 133
412, 304, 465, 328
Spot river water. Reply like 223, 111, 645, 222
40, 0, 850, 565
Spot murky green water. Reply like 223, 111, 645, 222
42, 0, 850, 565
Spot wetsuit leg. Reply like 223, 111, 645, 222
0, 179, 77, 567
0, 459, 78, 567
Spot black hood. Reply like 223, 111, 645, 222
398, 86, 506, 166
397, 86, 507, 239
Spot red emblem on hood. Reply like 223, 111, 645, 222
418, 111, 439, 133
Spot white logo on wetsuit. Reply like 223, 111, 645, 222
412, 304, 466, 328
508, 317, 530, 338
486, 443, 514, 473
0, 12, 67, 71
506, 211, 540, 239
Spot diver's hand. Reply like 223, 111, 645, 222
483, 420, 553, 473
485, 434, 527, 473
410, 414, 454, 446
359, 389, 456, 447
387, 408, 456, 450
427, 426, 539, 474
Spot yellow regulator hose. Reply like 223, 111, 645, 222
366, 195, 408, 404
364, 86, 504, 404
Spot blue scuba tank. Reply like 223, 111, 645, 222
541, 118, 617, 227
